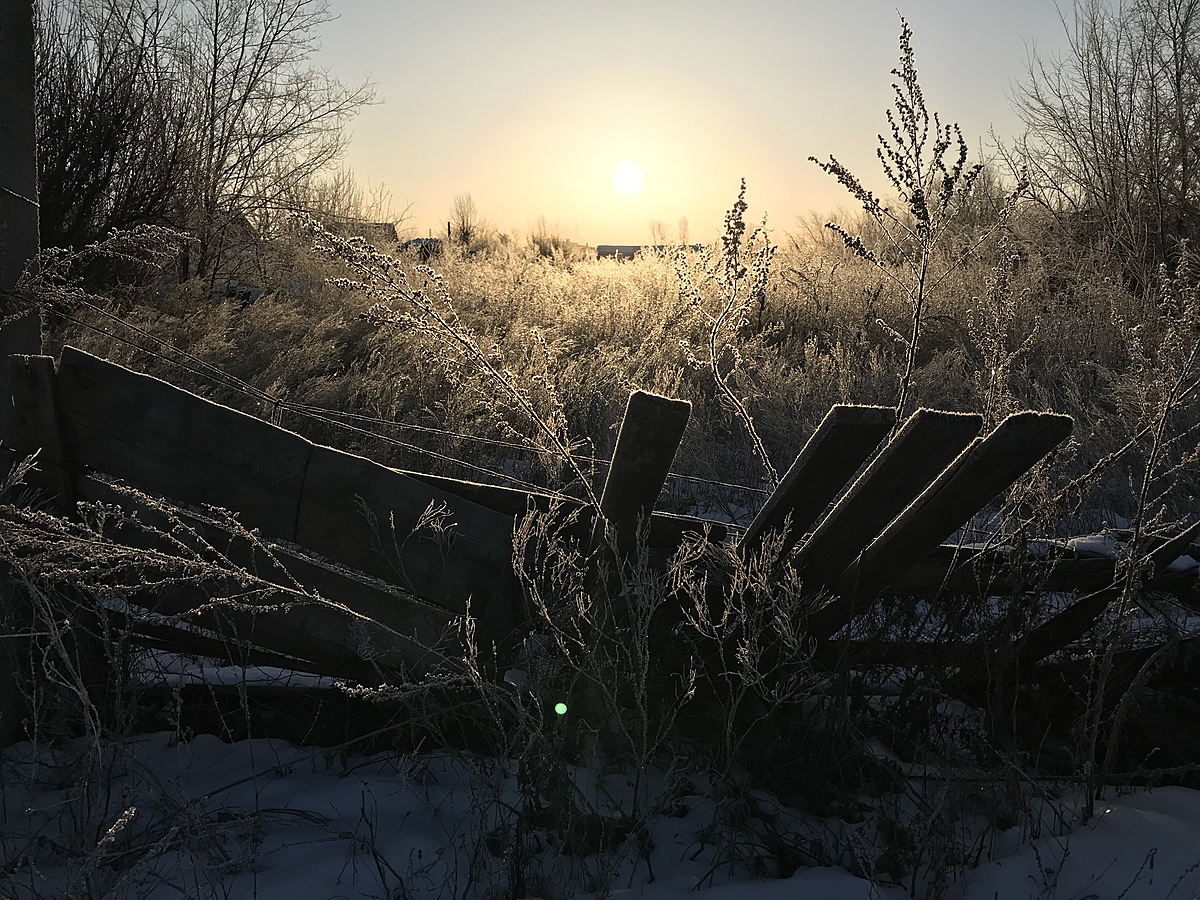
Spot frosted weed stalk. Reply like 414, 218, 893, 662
811, 15, 1025, 421
308, 217, 599, 501
676, 180, 780, 488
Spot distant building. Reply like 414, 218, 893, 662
597, 244, 705, 260
325, 219, 399, 247
398, 237, 444, 261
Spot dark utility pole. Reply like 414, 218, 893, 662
0, 0, 42, 449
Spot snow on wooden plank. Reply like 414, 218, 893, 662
815, 411, 1073, 640
794, 409, 983, 591
1014, 518, 1200, 670
594, 390, 691, 560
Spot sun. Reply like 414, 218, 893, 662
611, 161, 644, 196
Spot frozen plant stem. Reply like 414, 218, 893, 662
811, 15, 1023, 422
311, 219, 600, 506
677, 180, 779, 488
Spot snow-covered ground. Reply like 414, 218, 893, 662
3, 716, 1199, 899
4, 525, 1198, 900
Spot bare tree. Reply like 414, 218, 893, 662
646, 220, 668, 245
34, 0, 189, 249
170, 0, 374, 278
450, 192, 480, 247
274, 164, 411, 236
34, 0, 373, 280
1012, 0, 1200, 285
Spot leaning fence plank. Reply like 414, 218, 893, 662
794, 409, 983, 591
55, 346, 312, 541
74, 473, 458, 679
7, 354, 74, 508
404, 469, 726, 547
593, 391, 691, 561
295, 445, 515, 617
739, 404, 895, 559
815, 412, 1073, 639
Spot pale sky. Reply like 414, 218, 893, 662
312, 1, 1073, 246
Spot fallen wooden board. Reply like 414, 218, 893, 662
811, 411, 1073, 640
795, 409, 983, 589
1012, 518, 1200, 671
52, 347, 519, 618
739, 404, 895, 560
890, 542, 1199, 604
75, 473, 459, 680
109, 608, 326, 676
55, 346, 311, 541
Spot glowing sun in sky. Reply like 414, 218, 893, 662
611, 161, 644, 196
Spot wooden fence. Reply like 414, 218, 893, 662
5, 346, 1199, 697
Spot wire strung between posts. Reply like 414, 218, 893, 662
0, 185, 39, 207
57, 299, 770, 501
287, 401, 771, 496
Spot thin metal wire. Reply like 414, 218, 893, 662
57, 301, 770, 503
0, 186, 39, 207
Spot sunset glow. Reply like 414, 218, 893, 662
313, 2, 1073, 245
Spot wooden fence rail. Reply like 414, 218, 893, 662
5, 347, 718, 679
5, 344, 1197, 702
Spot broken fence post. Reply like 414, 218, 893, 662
592, 390, 690, 575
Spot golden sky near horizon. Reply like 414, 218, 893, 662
312, 0, 1072, 246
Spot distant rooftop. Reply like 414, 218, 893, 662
597, 244, 705, 260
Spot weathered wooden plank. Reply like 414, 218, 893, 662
144, 583, 436, 683
75, 473, 458, 680
815, 412, 1073, 639
891, 541, 1199, 603
594, 391, 691, 560
403, 469, 726, 546
794, 409, 983, 590
109, 608, 326, 676
6, 355, 74, 508
817, 639, 972, 668
55, 346, 312, 541
739, 404, 895, 559
295, 445, 515, 617
840, 412, 1074, 598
